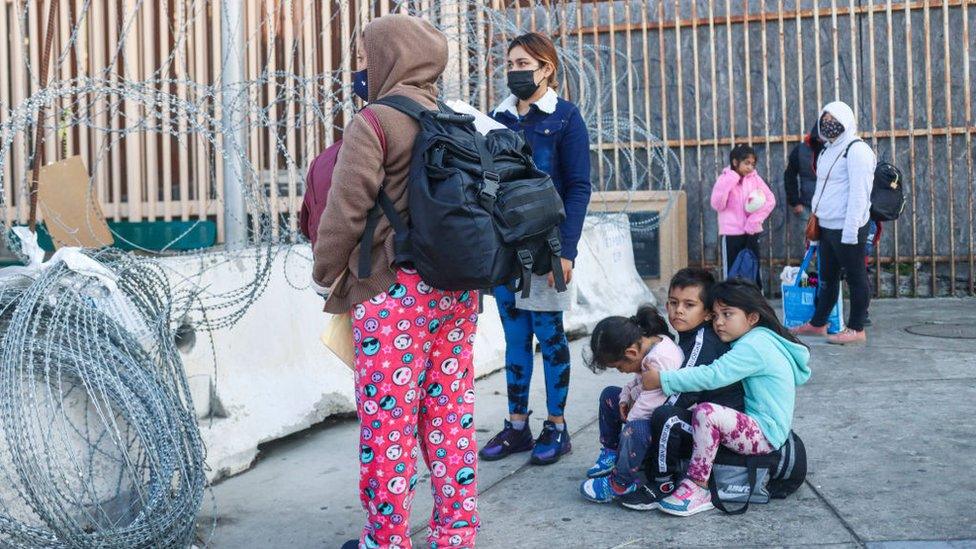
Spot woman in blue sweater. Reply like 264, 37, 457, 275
643, 279, 811, 516
478, 32, 592, 466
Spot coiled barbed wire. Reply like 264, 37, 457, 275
0, 249, 206, 548
0, 3, 683, 547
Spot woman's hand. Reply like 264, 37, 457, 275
793, 205, 806, 216
641, 368, 662, 391
547, 257, 574, 288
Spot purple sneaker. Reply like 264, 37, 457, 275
530, 421, 571, 465
478, 419, 534, 461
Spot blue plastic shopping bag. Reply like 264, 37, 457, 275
781, 244, 844, 334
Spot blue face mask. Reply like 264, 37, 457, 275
353, 69, 369, 102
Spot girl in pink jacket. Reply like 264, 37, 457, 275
710, 144, 776, 287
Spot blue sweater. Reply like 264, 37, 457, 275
660, 327, 811, 448
492, 96, 592, 261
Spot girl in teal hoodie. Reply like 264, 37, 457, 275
642, 279, 811, 516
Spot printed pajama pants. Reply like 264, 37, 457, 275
352, 269, 480, 549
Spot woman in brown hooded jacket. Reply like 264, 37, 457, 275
315, 15, 480, 549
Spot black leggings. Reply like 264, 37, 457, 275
811, 223, 871, 331
645, 405, 694, 478
722, 233, 762, 288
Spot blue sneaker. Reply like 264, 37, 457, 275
530, 421, 571, 465
586, 447, 617, 478
580, 476, 636, 503
478, 418, 534, 461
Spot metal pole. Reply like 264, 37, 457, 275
28, 0, 61, 232
220, 0, 247, 250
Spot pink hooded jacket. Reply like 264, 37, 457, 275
710, 167, 777, 236
618, 337, 684, 421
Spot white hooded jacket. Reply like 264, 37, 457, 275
809, 101, 876, 244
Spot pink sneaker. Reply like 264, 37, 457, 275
790, 323, 827, 337
657, 479, 714, 516
826, 328, 866, 345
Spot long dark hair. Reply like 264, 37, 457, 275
585, 305, 671, 372
708, 279, 806, 347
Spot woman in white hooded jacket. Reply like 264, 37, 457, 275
792, 101, 875, 344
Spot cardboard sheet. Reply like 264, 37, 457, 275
37, 155, 113, 249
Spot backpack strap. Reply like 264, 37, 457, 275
842, 138, 866, 158
360, 108, 387, 157
513, 233, 568, 299
370, 95, 429, 121
358, 190, 407, 278
354, 107, 405, 279
547, 231, 567, 293
842, 138, 861, 157
515, 248, 535, 299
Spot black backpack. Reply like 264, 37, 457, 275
357, 95, 567, 297
707, 430, 807, 515
843, 140, 906, 222
869, 161, 905, 221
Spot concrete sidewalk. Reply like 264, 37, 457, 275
196, 298, 976, 548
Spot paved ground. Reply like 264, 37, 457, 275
196, 298, 976, 548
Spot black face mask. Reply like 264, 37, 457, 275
506, 69, 542, 101
353, 68, 368, 102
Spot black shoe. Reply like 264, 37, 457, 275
340, 541, 359, 549
619, 478, 676, 511
863, 317, 872, 327
479, 416, 534, 461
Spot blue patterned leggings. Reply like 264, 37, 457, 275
494, 285, 571, 418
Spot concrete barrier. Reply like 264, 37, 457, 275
171, 214, 653, 481
566, 215, 658, 333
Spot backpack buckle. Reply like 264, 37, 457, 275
479, 172, 500, 211
546, 236, 562, 255
516, 249, 534, 267
482, 171, 500, 195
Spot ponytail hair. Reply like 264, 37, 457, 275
585, 305, 671, 372
708, 279, 807, 347
729, 144, 757, 168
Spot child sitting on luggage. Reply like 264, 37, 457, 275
620, 269, 747, 511
579, 306, 684, 505
642, 279, 811, 516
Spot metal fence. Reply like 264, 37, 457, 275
507, 0, 976, 297
1, 0, 974, 297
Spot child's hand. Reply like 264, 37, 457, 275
641, 368, 662, 391
618, 401, 631, 421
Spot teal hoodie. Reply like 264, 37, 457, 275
659, 327, 811, 448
